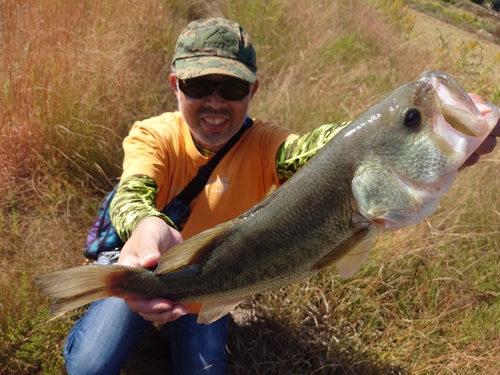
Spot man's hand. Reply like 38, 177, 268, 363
118, 216, 188, 323
124, 297, 188, 324
460, 93, 500, 169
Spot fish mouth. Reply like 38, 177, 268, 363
419, 70, 498, 138
421, 71, 480, 136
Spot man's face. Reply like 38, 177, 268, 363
170, 73, 259, 151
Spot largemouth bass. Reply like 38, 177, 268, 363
36, 71, 499, 324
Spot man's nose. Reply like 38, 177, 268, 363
204, 90, 225, 108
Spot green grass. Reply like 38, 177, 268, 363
1, 0, 500, 374
0, 276, 74, 374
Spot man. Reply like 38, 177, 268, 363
63, 18, 500, 375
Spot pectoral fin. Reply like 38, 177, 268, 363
157, 223, 229, 275
335, 226, 377, 278
197, 298, 247, 324
311, 226, 376, 273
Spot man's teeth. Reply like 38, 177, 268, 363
204, 118, 225, 125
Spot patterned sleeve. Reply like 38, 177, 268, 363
110, 175, 177, 242
276, 122, 350, 180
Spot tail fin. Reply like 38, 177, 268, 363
35, 265, 135, 315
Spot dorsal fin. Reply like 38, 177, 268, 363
156, 222, 230, 274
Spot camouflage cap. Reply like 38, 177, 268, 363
173, 18, 257, 83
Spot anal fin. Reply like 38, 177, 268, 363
197, 298, 247, 324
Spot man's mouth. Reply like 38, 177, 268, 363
203, 117, 226, 126
201, 116, 228, 132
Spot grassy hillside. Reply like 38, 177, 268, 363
0, 0, 499, 374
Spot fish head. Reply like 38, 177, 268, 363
351, 70, 498, 230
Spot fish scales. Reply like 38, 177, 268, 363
183, 156, 357, 299
150, 156, 356, 302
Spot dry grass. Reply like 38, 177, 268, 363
226, 0, 436, 132
0, 0, 499, 374
0, 0, 184, 188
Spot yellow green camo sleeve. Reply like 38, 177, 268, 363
276, 122, 350, 179
110, 175, 177, 242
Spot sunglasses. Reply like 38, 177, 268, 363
177, 78, 251, 101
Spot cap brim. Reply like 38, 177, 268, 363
175, 56, 256, 83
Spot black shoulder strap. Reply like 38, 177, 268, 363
161, 116, 253, 227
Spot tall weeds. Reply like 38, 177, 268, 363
0, 0, 182, 189
0, 1, 184, 372
0, 0, 499, 373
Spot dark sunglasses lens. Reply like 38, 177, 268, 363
217, 79, 251, 100
178, 79, 213, 98
178, 78, 251, 100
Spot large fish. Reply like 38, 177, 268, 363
36, 71, 499, 324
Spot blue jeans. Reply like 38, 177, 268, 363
64, 298, 228, 375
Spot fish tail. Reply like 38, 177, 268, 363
35, 265, 143, 315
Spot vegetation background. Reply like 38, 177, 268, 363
0, 0, 499, 374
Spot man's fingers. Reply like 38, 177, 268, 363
474, 135, 497, 156
117, 245, 160, 267
125, 297, 173, 312
124, 297, 188, 323
490, 121, 500, 137
167, 228, 184, 249
139, 250, 161, 268
138, 308, 188, 323
459, 153, 480, 170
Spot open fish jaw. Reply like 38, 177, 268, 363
421, 70, 498, 152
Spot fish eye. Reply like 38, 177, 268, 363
403, 107, 421, 128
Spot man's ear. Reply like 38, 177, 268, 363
250, 80, 259, 99
169, 73, 178, 95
